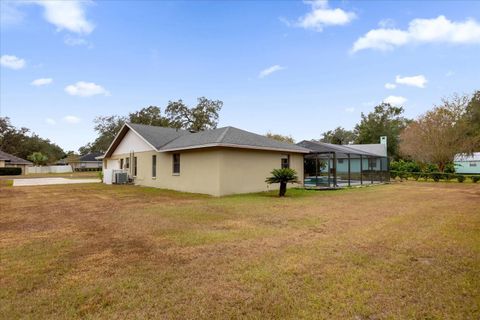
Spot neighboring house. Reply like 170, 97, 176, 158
454, 152, 480, 174
102, 123, 309, 196
69, 153, 103, 171
0, 150, 33, 175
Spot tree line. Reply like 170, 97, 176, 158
318, 90, 480, 172
0, 117, 65, 164
79, 97, 223, 154
2, 91, 478, 172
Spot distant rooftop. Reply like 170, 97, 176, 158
0, 150, 33, 165
454, 152, 480, 162
78, 152, 104, 162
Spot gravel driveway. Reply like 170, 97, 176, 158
13, 178, 101, 186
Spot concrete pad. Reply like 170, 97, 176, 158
13, 178, 100, 186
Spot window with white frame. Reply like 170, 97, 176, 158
152, 155, 157, 178
173, 153, 180, 174
281, 155, 290, 169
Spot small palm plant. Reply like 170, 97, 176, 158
265, 168, 299, 197
27, 152, 48, 166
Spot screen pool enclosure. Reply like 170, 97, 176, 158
298, 140, 389, 189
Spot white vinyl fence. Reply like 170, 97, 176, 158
27, 165, 73, 174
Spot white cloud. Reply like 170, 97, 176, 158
352, 29, 409, 52
378, 18, 395, 28
65, 81, 110, 97
45, 118, 56, 125
1, 1, 25, 26
31, 78, 53, 86
258, 65, 285, 78
445, 71, 455, 77
345, 107, 355, 113
0, 54, 26, 69
385, 83, 397, 89
395, 75, 427, 88
34, 0, 94, 34
383, 95, 407, 106
63, 115, 81, 124
64, 35, 90, 46
287, 0, 356, 32
352, 15, 480, 52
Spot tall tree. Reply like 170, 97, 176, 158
354, 103, 410, 158
320, 127, 356, 145
79, 99, 223, 153
400, 94, 477, 172
80, 115, 126, 155
165, 97, 223, 132
0, 117, 29, 156
265, 132, 295, 144
465, 90, 480, 148
128, 106, 170, 127
0, 117, 65, 163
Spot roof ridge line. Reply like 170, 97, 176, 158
215, 127, 230, 143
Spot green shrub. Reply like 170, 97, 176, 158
424, 163, 440, 173
456, 175, 466, 183
431, 172, 443, 182
0, 167, 22, 175
399, 172, 408, 181
265, 168, 299, 197
444, 163, 456, 174
390, 160, 421, 173
411, 172, 421, 181
472, 176, 480, 183
98, 171, 104, 181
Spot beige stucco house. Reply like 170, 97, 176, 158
0, 150, 33, 175
102, 123, 309, 196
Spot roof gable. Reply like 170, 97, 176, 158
127, 123, 189, 149
103, 123, 187, 157
112, 129, 155, 156
0, 150, 33, 165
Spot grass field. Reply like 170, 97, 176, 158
1, 182, 479, 319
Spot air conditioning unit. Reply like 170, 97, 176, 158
115, 172, 128, 184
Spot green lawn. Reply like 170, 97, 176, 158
1, 182, 479, 319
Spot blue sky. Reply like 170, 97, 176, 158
1, 0, 479, 152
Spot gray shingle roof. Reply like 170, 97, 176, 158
159, 126, 310, 153
297, 140, 385, 157
454, 152, 480, 161
78, 152, 104, 162
347, 144, 387, 157
117, 124, 309, 154
127, 123, 189, 149
0, 150, 33, 165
